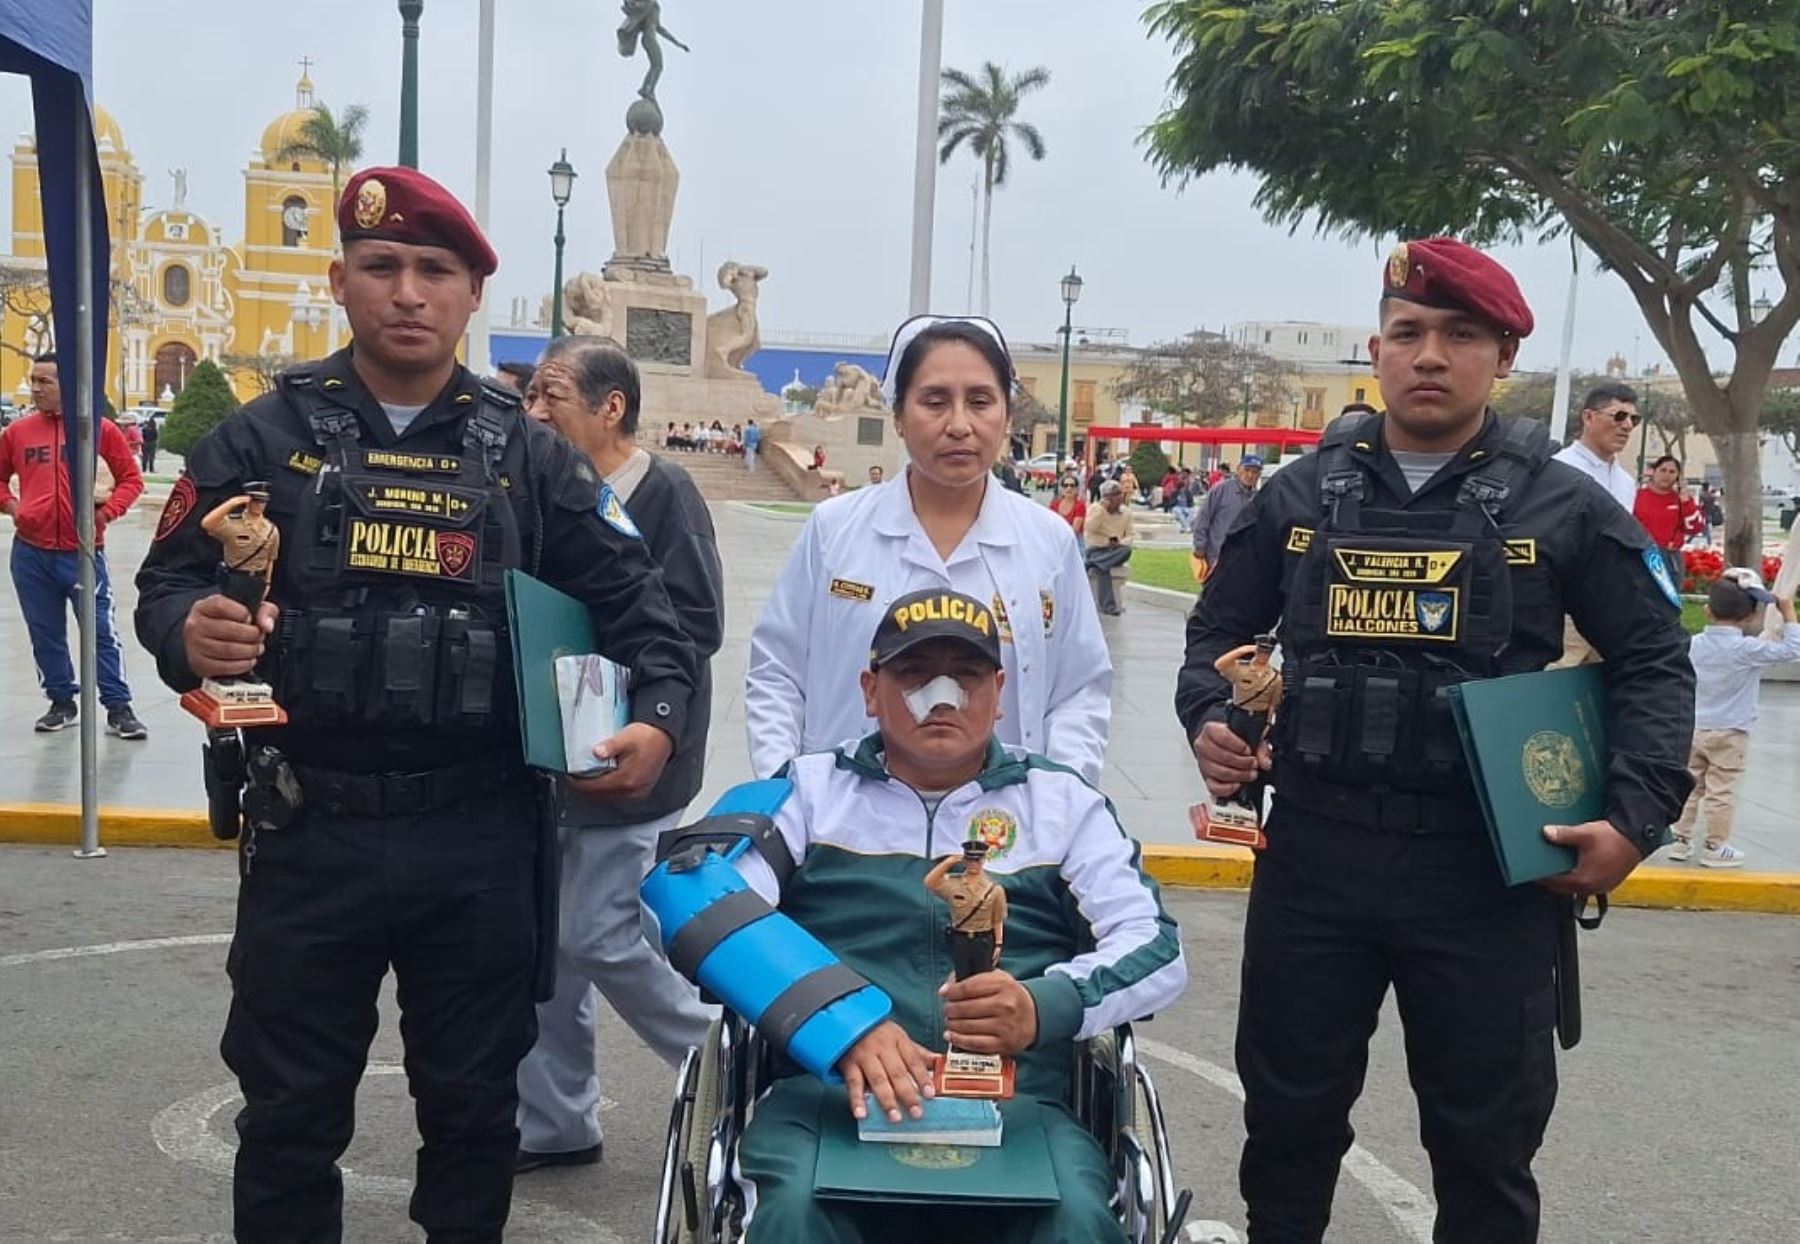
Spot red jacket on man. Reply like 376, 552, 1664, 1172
0, 408, 144, 550
1632, 486, 1703, 552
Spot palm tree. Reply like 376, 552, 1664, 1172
938, 62, 1050, 316
274, 102, 370, 245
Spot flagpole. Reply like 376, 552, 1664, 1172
72, 101, 103, 860
907, 0, 944, 316
468, 0, 495, 376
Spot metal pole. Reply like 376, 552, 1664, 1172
907, 0, 945, 316
551, 204, 567, 337
398, 0, 424, 168
1056, 300, 1074, 459
72, 110, 104, 860
1551, 235, 1581, 443
468, 0, 495, 375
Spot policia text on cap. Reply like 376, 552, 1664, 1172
1175, 238, 1694, 1243
134, 167, 699, 1242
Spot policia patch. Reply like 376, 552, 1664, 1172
1325, 546, 1465, 642
344, 519, 479, 580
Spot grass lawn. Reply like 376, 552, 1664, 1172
1130, 547, 1712, 636
745, 501, 815, 515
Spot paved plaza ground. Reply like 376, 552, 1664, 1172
1, 497, 1797, 1241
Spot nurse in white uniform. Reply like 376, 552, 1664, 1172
747, 315, 1112, 782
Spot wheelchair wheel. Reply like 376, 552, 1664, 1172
684, 1018, 727, 1243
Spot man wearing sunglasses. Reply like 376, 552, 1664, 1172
1552, 382, 1641, 511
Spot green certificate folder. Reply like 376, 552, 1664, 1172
1447, 666, 1609, 885
813, 1097, 1060, 1207
504, 569, 596, 773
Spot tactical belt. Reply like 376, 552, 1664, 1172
294, 760, 528, 818
1274, 769, 1483, 837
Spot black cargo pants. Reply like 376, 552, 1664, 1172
221, 785, 538, 1243
1236, 800, 1560, 1244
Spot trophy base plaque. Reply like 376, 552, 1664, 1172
1191, 801, 1266, 851
932, 1048, 1016, 1100
182, 679, 288, 729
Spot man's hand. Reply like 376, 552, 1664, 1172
1191, 720, 1270, 800
940, 969, 1038, 1056
566, 721, 674, 800
1, 499, 16, 519
836, 1021, 936, 1123
183, 595, 279, 678
1540, 820, 1644, 899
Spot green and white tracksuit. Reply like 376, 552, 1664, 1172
733, 733, 1187, 1243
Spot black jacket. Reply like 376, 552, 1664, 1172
560, 452, 722, 826
1175, 412, 1695, 854
134, 349, 698, 773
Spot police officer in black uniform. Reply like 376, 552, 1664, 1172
136, 167, 699, 1242
1176, 238, 1695, 1243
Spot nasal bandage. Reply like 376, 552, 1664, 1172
902, 675, 967, 724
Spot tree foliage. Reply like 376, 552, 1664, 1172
1112, 331, 1298, 428
1129, 440, 1172, 489
221, 351, 293, 398
1144, 0, 1800, 565
274, 101, 370, 235
161, 359, 240, 457
939, 62, 1050, 314
1762, 386, 1800, 462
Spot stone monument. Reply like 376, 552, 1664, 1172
562, 2, 778, 424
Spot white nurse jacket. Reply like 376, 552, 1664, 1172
746, 474, 1112, 782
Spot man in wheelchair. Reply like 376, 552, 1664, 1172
644, 588, 1188, 1241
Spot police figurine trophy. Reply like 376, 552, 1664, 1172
923, 839, 1015, 1099
1192, 633, 1280, 850
179, 483, 288, 729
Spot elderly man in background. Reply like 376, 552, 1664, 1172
1084, 479, 1135, 617
1191, 455, 1262, 582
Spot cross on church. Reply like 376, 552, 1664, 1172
298, 56, 314, 77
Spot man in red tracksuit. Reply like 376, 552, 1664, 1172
0, 352, 148, 736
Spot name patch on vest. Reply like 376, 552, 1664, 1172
343, 517, 478, 580
361, 450, 463, 475
285, 450, 323, 477
1286, 526, 1313, 554
1326, 585, 1460, 641
1503, 538, 1537, 566
1332, 547, 1464, 585
829, 577, 875, 603
350, 479, 476, 521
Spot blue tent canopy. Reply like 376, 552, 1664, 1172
0, 0, 109, 420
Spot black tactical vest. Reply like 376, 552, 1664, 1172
268, 369, 526, 733
1274, 412, 1549, 794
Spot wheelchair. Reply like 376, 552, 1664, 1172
653, 1013, 1200, 1244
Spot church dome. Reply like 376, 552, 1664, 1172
259, 71, 327, 167
92, 105, 126, 155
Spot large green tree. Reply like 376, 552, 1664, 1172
1113, 331, 1299, 427
1144, 1, 1800, 566
161, 359, 240, 457
274, 101, 370, 241
938, 62, 1050, 317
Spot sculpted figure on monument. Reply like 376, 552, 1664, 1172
563, 271, 617, 339
813, 362, 888, 419
617, 0, 688, 103
704, 261, 768, 380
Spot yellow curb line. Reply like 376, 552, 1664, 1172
1, 806, 1795, 916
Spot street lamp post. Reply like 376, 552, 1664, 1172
548, 150, 578, 337
398, 0, 424, 168
1055, 265, 1083, 461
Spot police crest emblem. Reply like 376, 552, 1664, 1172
991, 594, 1015, 643
1039, 589, 1055, 636
966, 808, 1019, 861
436, 531, 476, 578
354, 178, 387, 230
1521, 730, 1586, 809
597, 483, 642, 539
1386, 242, 1411, 289
1415, 592, 1454, 635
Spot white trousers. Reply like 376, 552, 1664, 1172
515, 810, 717, 1154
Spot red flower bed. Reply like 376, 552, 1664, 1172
1682, 547, 1725, 594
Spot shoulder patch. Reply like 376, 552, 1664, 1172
1286, 525, 1314, 554
1642, 547, 1681, 608
597, 483, 642, 539
154, 476, 197, 542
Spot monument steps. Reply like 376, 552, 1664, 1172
656, 448, 806, 503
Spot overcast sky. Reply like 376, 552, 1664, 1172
1, 0, 1780, 375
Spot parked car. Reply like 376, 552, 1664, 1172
1020, 452, 1064, 487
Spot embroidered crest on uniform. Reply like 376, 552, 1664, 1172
1326, 584, 1461, 642
829, 578, 875, 603
1386, 242, 1411, 289
597, 483, 642, 539
153, 476, 197, 542
1286, 526, 1314, 554
1642, 546, 1681, 607
1503, 538, 1537, 566
1521, 730, 1586, 809
967, 808, 1019, 861
991, 593, 1015, 643
1039, 589, 1055, 636
354, 178, 387, 230
1332, 547, 1463, 585
285, 450, 323, 477
343, 517, 479, 580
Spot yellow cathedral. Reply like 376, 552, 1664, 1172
1, 71, 352, 409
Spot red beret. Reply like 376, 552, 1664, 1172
338, 166, 498, 277
1382, 238, 1532, 338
